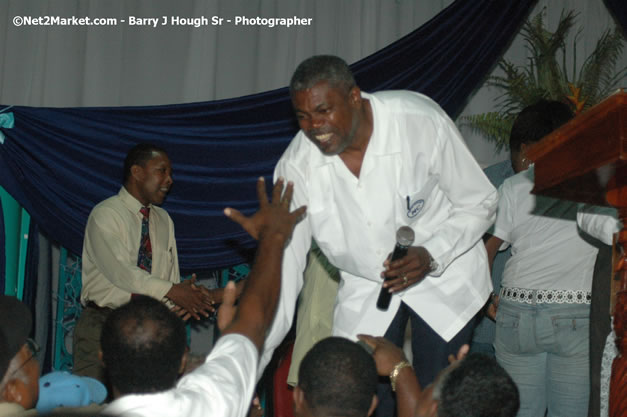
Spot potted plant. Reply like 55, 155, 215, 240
463, 10, 626, 151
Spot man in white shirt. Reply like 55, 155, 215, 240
266, 55, 497, 416
103, 177, 306, 417
74, 144, 217, 382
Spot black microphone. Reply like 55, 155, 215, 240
376, 226, 415, 311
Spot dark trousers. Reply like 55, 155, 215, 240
72, 304, 112, 383
373, 302, 475, 417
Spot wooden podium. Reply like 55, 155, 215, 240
526, 91, 626, 417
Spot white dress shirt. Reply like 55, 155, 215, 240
81, 186, 180, 308
492, 167, 598, 291
262, 90, 497, 372
104, 334, 257, 417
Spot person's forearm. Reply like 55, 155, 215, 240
395, 367, 422, 417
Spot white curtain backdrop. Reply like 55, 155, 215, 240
0, 0, 625, 166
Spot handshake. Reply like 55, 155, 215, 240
167, 177, 306, 322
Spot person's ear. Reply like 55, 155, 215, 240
367, 394, 379, 416
98, 350, 104, 366
130, 164, 144, 182
2, 379, 23, 404
293, 386, 306, 414
0, 380, 11, 402
179, 348, 189, 374
429, 401, 439, 417
349, 86, 362, 106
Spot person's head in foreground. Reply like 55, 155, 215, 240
100, 295, 187, 397
0, 295, 39, 411
290, 55, 372, 157
509, 99, 573, 173
416, 353, 519, 417
294, 337, 378, 417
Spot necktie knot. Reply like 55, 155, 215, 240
140, 206, 150, 219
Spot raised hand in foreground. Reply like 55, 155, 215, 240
220, 177, 306, 350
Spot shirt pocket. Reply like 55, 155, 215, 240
396, 174, 439, 225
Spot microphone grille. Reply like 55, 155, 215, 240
396, 226, 415, 247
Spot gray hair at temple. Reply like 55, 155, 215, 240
290, 55, 356, 95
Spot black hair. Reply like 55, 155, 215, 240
122, 143, 168, 184
437, 353, 520, 417
298, 337, 377, 417
100, 295, 186, 395
290, 55, 356, 95
509, 100, 573, 152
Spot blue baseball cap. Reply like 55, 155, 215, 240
36, 371, 107, 413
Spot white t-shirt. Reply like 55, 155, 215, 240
104, 334, 257, 417
493, 167, 598, 291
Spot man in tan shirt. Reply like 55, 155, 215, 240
73, 143, 216, 382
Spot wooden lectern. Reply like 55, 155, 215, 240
526, 91, 626, 417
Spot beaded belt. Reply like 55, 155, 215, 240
499, 287, 591, 305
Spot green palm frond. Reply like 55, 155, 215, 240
462, 112, 515, 152
460, 9, 626, 151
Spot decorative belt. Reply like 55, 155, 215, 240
499, 287, 591, 305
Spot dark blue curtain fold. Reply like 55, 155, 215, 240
0, 0, 536, 271
604, 0, 627, 36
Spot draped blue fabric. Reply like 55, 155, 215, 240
604, 0, 627, 36
0, 0, 536, 272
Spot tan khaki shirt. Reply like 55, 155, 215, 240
80, 187, 180, 308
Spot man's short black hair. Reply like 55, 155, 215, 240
122, 143, 168, 184
100, 295, 186, 395
290, 55, 356, 95
509, 100, 573, 152
436, 353, 519, 417
298, 337, 377, 417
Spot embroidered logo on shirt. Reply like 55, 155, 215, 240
406, 196, 424, 218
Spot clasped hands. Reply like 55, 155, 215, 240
167, 274, 222, 321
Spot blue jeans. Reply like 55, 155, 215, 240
374, 302, 475, 417
495, 299, 590, 417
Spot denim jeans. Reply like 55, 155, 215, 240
495, 298, 590, 417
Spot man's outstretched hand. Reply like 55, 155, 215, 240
223, 177, 306, 242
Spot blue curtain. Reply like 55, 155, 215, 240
0, 0, 536, 272
604, 0, 627, 37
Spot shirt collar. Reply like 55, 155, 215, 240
118, 186, 149, 215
